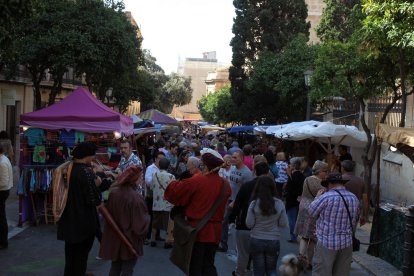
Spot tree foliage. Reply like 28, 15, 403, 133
198, 86, 238, 125
317, 0, 364, 42
8, 0, 143, 110
229, 0, 310, 122
247, 35, 318, 123
363, 0, 414, 49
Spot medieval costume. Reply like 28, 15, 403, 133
99, 166, 150, 276
57, 142, 101, 276
165, 148, 231, 275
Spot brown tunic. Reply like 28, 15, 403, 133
99, 186, 150, 261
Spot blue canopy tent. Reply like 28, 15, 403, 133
227, 125, 269, 134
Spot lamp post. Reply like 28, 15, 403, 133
105, 87, 114, 107
304, 69, 313, 120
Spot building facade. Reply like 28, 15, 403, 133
205, 67, 230, 95
176, 52, 218, 119
305, 0, 325, 44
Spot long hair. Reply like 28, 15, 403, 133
251, 175, 277, 216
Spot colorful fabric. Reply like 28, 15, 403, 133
24, 128, 45, 146
59, 130, 76, 148
308, 187, 360, 250
275, 161, 289, 183
150, 170, 174, 211
33, 145, 46, 163
75, 131, 85, 143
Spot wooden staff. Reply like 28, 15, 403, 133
97, 204, 138, 257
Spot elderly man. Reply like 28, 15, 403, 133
309, 173, 359, 276
165, 149, 231, 275
187, 156, 201, 176
0, 144, 13, 250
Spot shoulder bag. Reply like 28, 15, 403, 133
170, 180, 227, 275
334, 189, 360, 251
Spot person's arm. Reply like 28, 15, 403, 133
164, 177, 197, 206
0, 162, 9, 190
277, 200, 288, 228
82, 167, 101, 206
245, 201, 256, 229
308, 195, 326, 219
144, 167, 153, 188
229, 185, 246, 224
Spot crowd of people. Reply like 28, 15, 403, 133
0, 127, 370, 275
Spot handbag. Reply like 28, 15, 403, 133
170, 180, 227, 275
334, 190, 360, 252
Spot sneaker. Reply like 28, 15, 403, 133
95, 256, 102, 260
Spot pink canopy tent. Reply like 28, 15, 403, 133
20, 87, 133, 135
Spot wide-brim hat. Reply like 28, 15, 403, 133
321, 172, 349, 187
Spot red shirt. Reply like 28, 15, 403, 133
165, 173, 231, 244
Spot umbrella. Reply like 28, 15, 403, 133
138, 109, 179, 125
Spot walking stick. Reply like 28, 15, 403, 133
97, 204, 138, 257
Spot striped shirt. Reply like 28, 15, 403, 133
308, 187, 359, 250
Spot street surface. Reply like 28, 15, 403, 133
1, 190, 369, 276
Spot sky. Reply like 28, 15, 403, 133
124, 0, 235, 74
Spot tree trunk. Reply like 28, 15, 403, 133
358, 96, 377, 203
399, 49, 407, 127
48, 73, 64, 106
29, 66, 45, 110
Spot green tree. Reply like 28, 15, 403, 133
0, 0, 32, 74
158, 73, 192, 113
73, 0, 142, 103
229, 0, 310, 122
198, 86, 238, 125
362, 0, 414, 127
247, 35, 317, 123
317, 0, 364, 42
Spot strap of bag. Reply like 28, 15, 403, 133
155, 172, 167, 191
195, 180, 227, 232
333, 189, 355, 233
305, 178, 316, 198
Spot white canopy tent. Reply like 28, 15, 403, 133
261, 121, 367, 152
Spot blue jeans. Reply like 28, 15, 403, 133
250, 238, 280, 276
286, 206, 299, 241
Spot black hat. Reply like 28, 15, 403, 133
321, 172, 348, 187
72, 142, 97, 159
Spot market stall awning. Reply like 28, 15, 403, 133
200, 125, 225, 131
377, 123, 414, 147
138, 109, 179, 125
20, 87, 133, 134
227, 125, 269, 134
266, 121, 367, 148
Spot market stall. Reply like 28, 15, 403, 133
365, 123, 413, 269
18, 87, 133, 226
